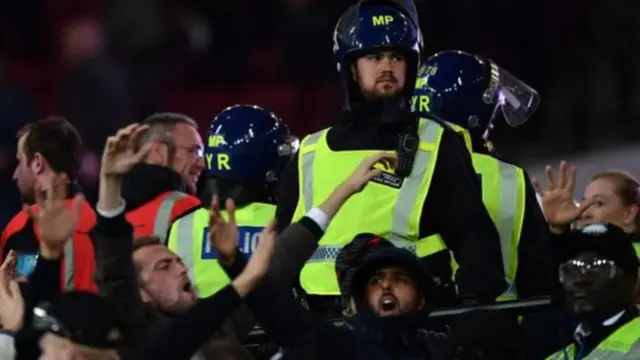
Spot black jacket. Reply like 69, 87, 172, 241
276, 114, 505, 302
122, 163, 190, 211
470, 138, 554, 298
224, 250, 448, 360
90, 210, 255, 359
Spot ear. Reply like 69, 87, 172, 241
140, 287, 152, 303
146, 143, 168, 166
417, 295, 426, 310
624, 204, 638, 226
30, 152, 46, 175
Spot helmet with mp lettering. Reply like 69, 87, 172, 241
333, 0, 422, 110
412, 50, 540, 140
205, 105, 298, 191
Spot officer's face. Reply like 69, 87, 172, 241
134, 245, 197, 314
352, 51, 406, 99
365, 266, 423, 317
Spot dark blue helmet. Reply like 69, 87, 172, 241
333, 0, 422, 108
205, 105, 298, 189
412, 50, 540, 139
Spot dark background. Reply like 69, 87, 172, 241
1, 0, 638, 225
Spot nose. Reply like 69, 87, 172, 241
194, 156, 205, 170
579, 206, 594, 222
377, 56, 393, 70
174, 261, 188, 277
380, 277, 392, 290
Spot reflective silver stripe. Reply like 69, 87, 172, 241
301, 131, 324, 212
387, 121, 440, 250
587, 341, 640, 359
154, 192, 188, 241
305, 121, 441, 261
64, 237, 74, 290
307, 242, 417, 262
497, 162, 518, 281
174, 215, 197, 294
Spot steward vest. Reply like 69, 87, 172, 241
1, 199, 98, 292
125, 191, 200, 242
167, 203, 275, 298
424, 124, 526, 301
546, 317, 640, 359
292, 118, 445, 296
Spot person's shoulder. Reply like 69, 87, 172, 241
172, 205, 207, 223
2, 208, 32, 241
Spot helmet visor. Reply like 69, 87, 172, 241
492, 66, 540, 127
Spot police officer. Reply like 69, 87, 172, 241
276, 0, 505, 305
412, 50, 554, 300
168, 105, 297, 297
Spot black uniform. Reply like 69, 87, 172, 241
469, 138, 554, 298
276, 111, 506, 304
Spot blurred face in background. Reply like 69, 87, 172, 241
579, 177, 639, 233
365, 266, 423, 317
13, 134, 37, 204
353, 50, 407, 100
134, 245, 197, 314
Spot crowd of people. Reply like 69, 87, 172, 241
0, 1, 639, 359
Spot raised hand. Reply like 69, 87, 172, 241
209, 196, 239, 266
231, 219, 277, 297
342, 152, 398, 194
0, 251, 24, 331
242, 220, 276, 280
25, 175, 83, 258
101, 124, 152, 177
0, 250, 16, 281
532, 161, 595, 228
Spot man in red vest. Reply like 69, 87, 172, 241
120, 114, 202, 242
1, 116, 97, 292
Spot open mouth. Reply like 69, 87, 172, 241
182, 280, 194, 293
379, 294, 398, 312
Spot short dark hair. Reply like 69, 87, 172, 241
138, 112, 198, 147
132, 236, 162, 253
18, 116, 83, 180
132, 236, 163, 276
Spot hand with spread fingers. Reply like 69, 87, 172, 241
101, 123, 152, 177
0, 250, 24, 332
209, 196, 239, 267
342, 152, 397, 194
25, 174, 84, 259
532, 161, 595, 232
